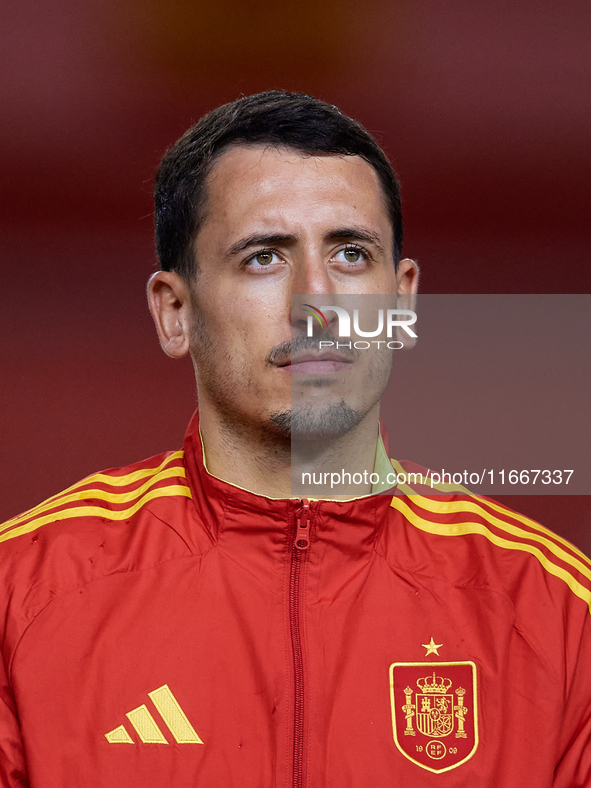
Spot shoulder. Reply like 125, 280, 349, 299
383, 488, 591, 621
0, 449, 190, 546
0, 450, 194, 635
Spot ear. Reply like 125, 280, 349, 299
396, 258, 419, 299
395, 258, 419, 348
147, 271, 193, 358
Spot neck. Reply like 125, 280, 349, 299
197, 401, 381, 500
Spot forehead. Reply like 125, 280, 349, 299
198, 144, 392, 250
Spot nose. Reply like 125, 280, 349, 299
289, 252, 339, 334
290, 252, 334, 297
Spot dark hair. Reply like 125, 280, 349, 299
154, 90, 403, 278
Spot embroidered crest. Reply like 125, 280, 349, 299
389, 661, 478, 773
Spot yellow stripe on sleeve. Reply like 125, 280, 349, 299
466, 493, 591, 565
1, 451, 185, 530
389, 459, 591, 575
390, 496, 591, 614
0, 466, 187, 534
405, 494, 591, 584
0, 485, 192, 544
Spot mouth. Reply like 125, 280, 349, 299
276, 352, 354, 375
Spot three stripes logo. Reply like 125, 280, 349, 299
105, 684, 203, 745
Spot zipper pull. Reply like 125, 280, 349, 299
294, 499, 310, 550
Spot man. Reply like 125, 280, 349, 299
0, 91, 589, 787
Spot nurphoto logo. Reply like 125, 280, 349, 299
303, 304, 417, 350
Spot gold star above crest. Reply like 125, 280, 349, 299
422, 637, 443, 656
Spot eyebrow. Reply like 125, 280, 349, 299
324, 226, 385, 254
227, 233, 296, 256
226, 226, 385, 257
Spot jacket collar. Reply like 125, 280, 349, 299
181, 409, 394, 547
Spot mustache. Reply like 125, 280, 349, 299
266, 332, 360, 366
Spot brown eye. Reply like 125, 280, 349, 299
246, 250, 280, 267
254, 252, 274, 265
335, 247, 367, 265
344, 248, 361, 262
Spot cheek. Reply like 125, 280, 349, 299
368, 350, 393, 389
192, 313, 273, 378
375, 266, 398, 293
192, 279, 289, 369
348, 351, 393, 404
198, 282, 274, 336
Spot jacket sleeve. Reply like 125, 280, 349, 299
553, 611, 591, 787
0, 659, 29, 787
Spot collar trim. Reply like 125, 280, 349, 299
197, 423, 394, 502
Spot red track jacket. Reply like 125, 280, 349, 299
0, 411, 590, 787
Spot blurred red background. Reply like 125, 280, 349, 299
2, 0, 590, 549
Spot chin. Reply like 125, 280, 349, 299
269, 402, 364, 441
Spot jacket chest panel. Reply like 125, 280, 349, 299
11, 544, 566, 787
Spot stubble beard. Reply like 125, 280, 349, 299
191, 309, 392, 445
190, 307, 292, 451
269, 402, 364, 440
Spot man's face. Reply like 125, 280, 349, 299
186, 143, 414, 440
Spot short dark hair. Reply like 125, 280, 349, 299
154, 91, 403, 279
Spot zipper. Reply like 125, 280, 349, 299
290, 499, 310, 788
